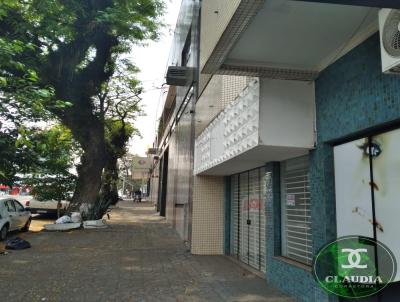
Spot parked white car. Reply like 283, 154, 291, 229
1, 195, 70, 215
0, 198, 32, 241
25, 199, 70, 215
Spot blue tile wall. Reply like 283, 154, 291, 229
265, 162, 329, 302
315, 34, 400, 144
264, 33, 400, 302
224, 176, 231, 255
312, 33, 400, 256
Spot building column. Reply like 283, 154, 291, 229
191, 175, 225, 255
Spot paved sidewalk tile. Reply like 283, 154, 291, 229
0, 201, 294, 302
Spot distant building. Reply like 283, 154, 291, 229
131, 156, 152, 195
149, 0, 200, 243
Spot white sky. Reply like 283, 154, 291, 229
128, 0, 182, 156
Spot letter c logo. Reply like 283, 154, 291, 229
341, 248, 368, 269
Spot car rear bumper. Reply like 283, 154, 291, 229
26, 208, 65, 215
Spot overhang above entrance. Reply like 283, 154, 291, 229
201, 0, 379, 78
294, 0, 400, 9
194, 78, 315, 176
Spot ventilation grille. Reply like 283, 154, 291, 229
383, 10, 400, 58
218, 64, 319, 81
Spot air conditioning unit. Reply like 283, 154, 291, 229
166, 66, 193, 86
379, 9, 400, 74
147, 148, 158, 155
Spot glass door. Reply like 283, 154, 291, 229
231, 167, 266, 272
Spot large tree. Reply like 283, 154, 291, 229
0, 0, 163, 218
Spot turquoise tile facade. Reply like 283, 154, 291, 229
311, 32, 400, 260
265, 162, 330, 302
225, 34, 400, 302
224, 176, 231, 255
268, 33, 400, 302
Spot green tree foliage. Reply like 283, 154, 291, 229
0, 0, 164, 218
0, 2, 55, 125
0, 130, 18, 186
17, 125, 79, 202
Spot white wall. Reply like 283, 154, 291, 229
259, 78, 315, 149
200, 0, 241, 71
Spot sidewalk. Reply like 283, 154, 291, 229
0, 201, 293, 302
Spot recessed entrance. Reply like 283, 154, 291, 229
231, 166, 267, 272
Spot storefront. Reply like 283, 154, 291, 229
230, 166, 267, 272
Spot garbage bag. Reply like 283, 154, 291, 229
83, 219, 108, 229
71, 212, 82, 223
5, 237, 31, 250
56, 215, 72, 224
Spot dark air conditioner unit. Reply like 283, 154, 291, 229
166, 66, 193, 86
147, 148, 158, 155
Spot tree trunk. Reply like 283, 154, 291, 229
70, 147, 105, 216
92, 156, 119, 218
63, 107, 107, 219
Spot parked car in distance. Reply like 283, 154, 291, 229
0, 198, 32, 241
24, 199, 70, 215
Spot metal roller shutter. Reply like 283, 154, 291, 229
281, 155, 312, 265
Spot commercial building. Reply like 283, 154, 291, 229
150, 0, 200, 243
131, 156, 152, 195
153, 0, 400, 301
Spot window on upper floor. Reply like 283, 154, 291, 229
181, 27, 192, 67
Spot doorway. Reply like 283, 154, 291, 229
158, 148, 169, 217
231, 167, 267, 272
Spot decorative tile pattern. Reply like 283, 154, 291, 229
221, 75, 249, 108
194, 79, 260, 174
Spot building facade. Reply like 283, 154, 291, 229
153, 0, 400, 301
131, 156, 151, 195
150, 0, 200, 243
190, 1, 400, 302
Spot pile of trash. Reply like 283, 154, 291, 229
5, 237, 31, 250
44, 212, 108, 231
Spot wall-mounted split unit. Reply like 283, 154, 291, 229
166, 66, 193, 86
379, 9, 400, 74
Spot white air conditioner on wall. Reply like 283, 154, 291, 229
379, 9, 400, 74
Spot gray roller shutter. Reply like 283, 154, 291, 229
281, 155, 312, 265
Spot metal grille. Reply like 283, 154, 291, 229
217, 64, 319, 81
383, 10, 400, 57
231, 167, 266, 272
281, 156, 312, 265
